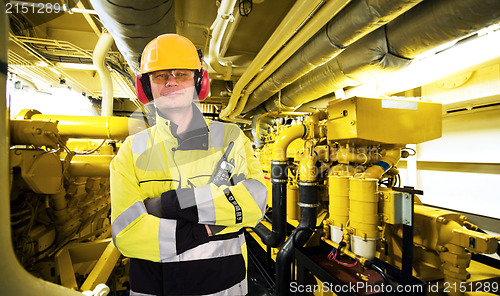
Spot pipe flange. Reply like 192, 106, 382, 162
271, 178, 288, 183
297, 202, 320, 208
298, 181, 319, 186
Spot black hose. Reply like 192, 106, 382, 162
365, 260, 391, 296
275, 184, 318, 296
254, 162, 288, 248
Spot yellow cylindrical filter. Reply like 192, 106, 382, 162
287, 183, 300, 220
328, 174, 350, 242
349, 177, 379, 259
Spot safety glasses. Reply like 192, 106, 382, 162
149, 69, 195, 84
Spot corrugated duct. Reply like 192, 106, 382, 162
261, 0, 500, 112
89, 0, 176, 72
242, 0, 424, 113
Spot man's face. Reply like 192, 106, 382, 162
149, 69, 196, 113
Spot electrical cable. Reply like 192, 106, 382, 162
72, 139, 107, 155
402, 147, 416, 156
364, 260, 391, 296
327, 240, 358, 267
327, 247, 357, 267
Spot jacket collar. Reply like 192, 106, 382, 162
155, 103, 209, 150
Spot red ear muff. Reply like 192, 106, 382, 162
198, 70, 210, 101
135, 75, 150, 104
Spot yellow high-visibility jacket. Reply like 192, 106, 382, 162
110, 106, 267, 295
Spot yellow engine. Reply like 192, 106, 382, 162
9, 109, 146, 292
254, 97, 499, 295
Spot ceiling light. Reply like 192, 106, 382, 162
57, 62, 97, 70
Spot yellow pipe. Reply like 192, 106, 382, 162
68, 155, 113, 177
363, 148, 401, 179
272, 124, 306, 161
255, 111, 309, 140
226, 0, 351, 119
93, 32, 114, 117
27, 114, 146, 140
335, 146, 381, 164
304, 109, 327, 125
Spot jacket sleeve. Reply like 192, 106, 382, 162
166, 128, 268, 228
110, 137, 208, 262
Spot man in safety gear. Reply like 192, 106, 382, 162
110, 34, 268, 296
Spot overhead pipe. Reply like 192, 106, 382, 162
242, 0, 424, 113
227, 0, 353, 119
93, 32, 114, 117
269, 26, 410, 111
219, 8, 242, 59
227, 0, 354, 119
259, 0, 500, 112
250, 108, 273, 149
208, 0, 245, 79
219, 0, 340, 119
89, 0, 176, 72
253, 124, 307, 247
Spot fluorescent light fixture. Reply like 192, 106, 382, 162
57, 62, 97, 70
35, 61, 49, 67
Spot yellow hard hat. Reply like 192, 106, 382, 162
140, 34, 202, 74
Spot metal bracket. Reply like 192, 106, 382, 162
392, 186, 423, 226
401, 192, 413, 226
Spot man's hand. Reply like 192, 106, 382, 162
144, 196, 163, 217
207, 224, 226, 235
144, 189, 198, 222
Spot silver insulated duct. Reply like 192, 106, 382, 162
89, 0, 176, 72
259, 0, 500, 112
242, 0, 424, 113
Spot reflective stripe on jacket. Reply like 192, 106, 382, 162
110, 106, 267, 295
